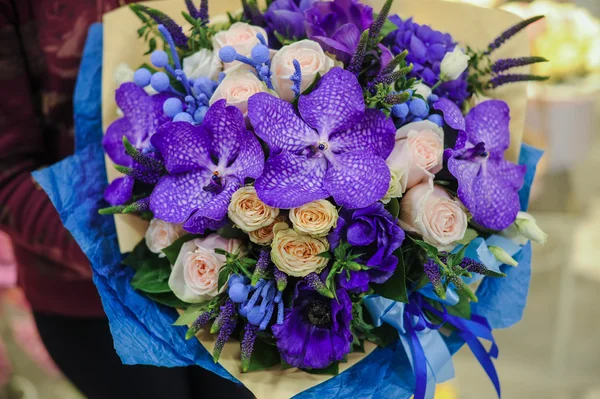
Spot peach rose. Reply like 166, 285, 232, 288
228, 186, 279, 232
248, 215, 287, 245
209, 69, 270, 115
270, 223, 329, 277
145, 219, 185, 256
399, 180, 467, 251
212, 22, 268, 71
289, 200, 338, 237
270, 40, 336, 102
386, 120, 444, 196
169, 235, 244, 303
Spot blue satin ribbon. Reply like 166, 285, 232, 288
364, 293, 501, 399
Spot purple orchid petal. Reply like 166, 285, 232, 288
449, 156, 526, 230
329, 108, 396, 158
324, 150, 390, 208
103, 118, 134, 166
298, 68, 364, 136
331, 23, 361, 54
151, 122, 212, 175
150, 170, 213, 223
248, 93, 317, 152
183, 216, 227, 235
226, 129, 265, 180
433, 97, 466, 131
255, 152, 329, 208
309, 35, 354, 64
103, 176, 134, 206
202, 99, 244, 165
465, 100, 511, 155
184, 180, 241, 233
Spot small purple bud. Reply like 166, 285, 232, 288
247, 306, 263, 326
163, 98, 183, 117
173, 112, 194, 123
150, 50, 169, 68
150, 72, 170, 92
194, 106, 208, 123
229, 283, 250, 303
392, 103, 409, 119
133, 68, 152, 87
409, 98, 429, 118
427, 114, 444, 127
251, 44, 270, 64
219, 46, 237, 63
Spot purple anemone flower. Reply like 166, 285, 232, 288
304, 0, 373, 64
102, 83, 171, 205
272, 281, 352, 369
435, 98, 526, 230
149, 100, 264, 233
248, 67, 396, 209
264, 0, 318, 46
328, 203, 405, 292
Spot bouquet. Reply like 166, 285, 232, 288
34, 0, 547, 397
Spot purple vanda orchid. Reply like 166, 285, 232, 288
149, 100, 264, 233
102, 83, 171, 205
248, 67, 396, 210
435, 98, 526, 230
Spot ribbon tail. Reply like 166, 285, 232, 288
402, 326, 431, 399
460, 331, 501, 397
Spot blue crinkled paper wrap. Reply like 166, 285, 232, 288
32, 25, 542, 398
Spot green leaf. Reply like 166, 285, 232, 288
181, 11, 198, 26
144, 37, 157, 55
457, 228, 478, 246
371, 249, 408, 302
137, 25, 148, 37
317, 251, 332, 259
380, 17, 398, 37
411, 238, 439, 257
123, 239, 154, 271
447, 244, 468, 268
385, 197, 400, 219
145, 291, 190, 309
243, 336, 281, 372
216, 223, 248, 240
173, 302, 210, 326
302, 362, 339, 375
131, 261, 171, 294
162, 234, 202, 265
218, 268, 230, 292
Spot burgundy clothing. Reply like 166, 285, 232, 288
0, 0, 135, 316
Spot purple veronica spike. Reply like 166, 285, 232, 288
437, 99, 526, 230
248, 68, 395, 209
150, 100, 264, 233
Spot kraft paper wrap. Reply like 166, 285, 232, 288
102, 2, 529, 397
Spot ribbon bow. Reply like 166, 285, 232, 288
364, 293, 501, 399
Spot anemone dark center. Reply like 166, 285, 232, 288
307, 300, 332, 326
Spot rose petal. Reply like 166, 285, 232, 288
298, 68, 364, 136
150, 170, 213, 223
151, 122, 212, 175
324, 149, 390, 208
329, 108, 396, 158
248, 93, 318, 152
255, 151, 329, 208
465, 100, 511, 154
433, 98, 466, 131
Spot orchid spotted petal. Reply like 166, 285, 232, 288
465, 100, 510, 154
103, 176, 135, 206
298, 67, 364, 135
433, 97, 465, 131
324, 150, 391, 208
255, 152, 329, 208
202, 100, 245, 165
184, 180, 242, 233
249, 67, 395, 209
151, 122, 211, 174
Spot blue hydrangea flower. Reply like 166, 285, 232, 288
247, 67, 396, 209
435, 98, 526, 230
149, 100, 264, 233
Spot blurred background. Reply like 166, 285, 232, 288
0, 0, 599, 398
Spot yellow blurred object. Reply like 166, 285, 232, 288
435, 382, 459, 399
443, 0, 502, 9
501, 1, 600, 82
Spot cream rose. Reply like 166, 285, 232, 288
248, 215, 287, 245
212, 22, 268, 71
169, 235, 244, 303
209, 69, 270, 115
386, 120, 444, 198
270, 40, 336, 102
289, 200, 338, 237
440, 46, 470, 81
270, 223, 329, 277
228, 186, 279, 232
399, 180, 468, 251
145, 219, 185, 256
182, 48, 222, 81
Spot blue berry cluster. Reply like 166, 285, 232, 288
391, 90, 444, 129
132, 25, 217, 125
218, 33, 274, 89
227, 275, 283, 331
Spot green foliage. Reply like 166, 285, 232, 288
303, 362, 340, 376
145, 292, 190, 309
351, 302, 397, 348
385, 198, 400, 219
173, 302, 210, 326
243, 335, 281, 373
214, 249, 257, 291
325, 243, 366, 299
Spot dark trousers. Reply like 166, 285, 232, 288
33, 312, 254, 399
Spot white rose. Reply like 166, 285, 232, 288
440, 46, 470, 81
270, 223, 329, 277
289, 200, 338, 237
228, 186, 279, 232
413, 83, 432, 100
209, 69, 271, 115
399, 179, 468, 251
382, 169, 404, 204
212, 22, 268, 71
145, 219, 185, 257
270, 40, 336, 102
386, 120, 444, 195
182, 48, 223, 81
169, 235, 244, 303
